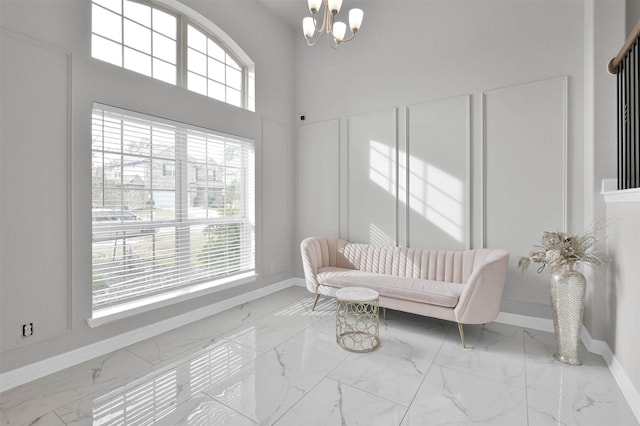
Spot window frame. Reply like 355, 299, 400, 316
90, 103, 256, 324
183, 20, 248, 108
91, 0, 254, 111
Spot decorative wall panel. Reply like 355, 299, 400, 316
483, 77, 567, 310
297, 119, 340, 243
407, 96, 470, 250
346, 109, 398, 245
1, 31, 71, 351
261, 118, 292, 276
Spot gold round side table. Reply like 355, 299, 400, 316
335, 287, 379, 352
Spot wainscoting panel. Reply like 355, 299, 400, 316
483, 77, 567, 313
407, 95, 470, 250
296, 119, 340, 244
346, 109, 398, 245
261, 117, 293, 276
1, 31, 72, 351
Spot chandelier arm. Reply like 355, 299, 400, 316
317, 8, 328, 34
339, 30, 357, 43
325, 6, 343, 48
304, 7, 328, 46
328, 34, 340, 49
323, 6, 332, 34
305, 30, 323, 46
326, 9, 340, 48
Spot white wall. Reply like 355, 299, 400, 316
627, 0, 640, 32
604, 202, 640, 401
295, 0, 586, 319
0, 0, 296, 372
583, 0, 625, 342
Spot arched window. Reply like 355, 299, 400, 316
91, 0, 255, 111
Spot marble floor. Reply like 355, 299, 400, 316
1, 285, 637, 426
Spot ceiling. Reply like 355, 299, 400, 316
256, 0, 309, 30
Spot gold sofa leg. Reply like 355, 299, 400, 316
311, 293, 320, 311
458, 323, 466, 348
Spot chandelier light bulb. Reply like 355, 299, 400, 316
328, 0, 343, 15
332, 21, 347, 42
303, 17, 315, 38
349, 8, 363, 32
307, 0, 322, 14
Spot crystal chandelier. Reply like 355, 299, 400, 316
302, 0, 364, 49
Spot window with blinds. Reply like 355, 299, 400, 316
91, 104, 255, 312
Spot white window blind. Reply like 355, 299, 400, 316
91, 103, 255, 311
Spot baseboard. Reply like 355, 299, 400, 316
0, 278, 298, 393
494, 311, 554, 333
291, 277, 306, 287
581, 326, 640, 423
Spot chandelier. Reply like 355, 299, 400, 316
302, 0, 364, 49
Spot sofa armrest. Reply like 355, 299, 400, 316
454, 250, 509, 324
300, 237, 322, 293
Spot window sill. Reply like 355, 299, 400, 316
601, 178, 640, 203
88, 272, 257, 328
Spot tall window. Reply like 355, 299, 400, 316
91, 104, 255, 312
91, 0, 255, 111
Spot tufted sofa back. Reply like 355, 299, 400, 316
300, 237, 497, 290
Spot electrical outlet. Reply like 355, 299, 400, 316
269, 262, 276, 273
22, 323, 33, 337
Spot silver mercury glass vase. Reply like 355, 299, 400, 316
548, 264, 586, 366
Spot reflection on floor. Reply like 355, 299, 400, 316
1, 286, 637, 425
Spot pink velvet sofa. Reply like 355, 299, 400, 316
300, 237, 509, 347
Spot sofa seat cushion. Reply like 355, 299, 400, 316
317, 267, 463, 308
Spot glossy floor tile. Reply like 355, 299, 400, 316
0, 286, 637, 426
